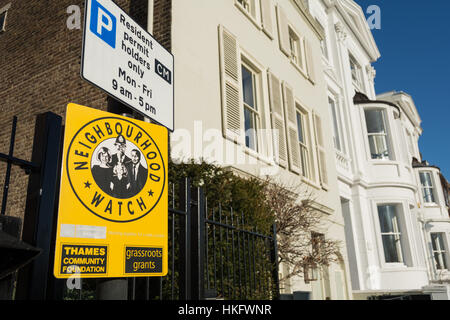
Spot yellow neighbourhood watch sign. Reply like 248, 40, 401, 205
54, 103, 168, 278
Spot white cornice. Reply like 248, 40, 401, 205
325, 0, 380, 62
377, 91, 423, 133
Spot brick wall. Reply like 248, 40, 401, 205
153, 0, 171, 51
0, 0, 171, 222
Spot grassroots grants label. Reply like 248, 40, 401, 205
60, 244, 108, 275
66, 116, 166, 223
124, 247, 163, 274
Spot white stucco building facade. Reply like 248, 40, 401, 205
307, 0, 450, 299
379, 91, 450, 299
169, 0, 353, 300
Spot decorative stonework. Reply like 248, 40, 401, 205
366, 65, 376, 83
334, 21, 348, 42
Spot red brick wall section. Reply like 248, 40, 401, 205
153, 0, 171, 51
0, 0, 170, 221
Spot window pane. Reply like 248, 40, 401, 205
434, 253, 447, 270
241, 65, 255, 109
350, 59, 358, 82
0, 12, 5, 30
329, 98, 341, 151
382, 235, 401, 263
420, 172, 433, 187
378, 205, 397, 233
431, 233, 448, 270
423, 188, 435, 203
244, 107, 257, 151
289, 33, 298, 64
296, 112, 304, 143
368, 135, 389, 160
349, 55, 361, 86
431, 233, 445, 251
237, 0, 252, 14
300, 145, 309, 178
365, 109, 386, 134
378, 205, 403, 263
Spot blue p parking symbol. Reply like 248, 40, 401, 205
90, 0, 116, 48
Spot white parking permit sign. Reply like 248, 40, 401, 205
81, 0, 174, 131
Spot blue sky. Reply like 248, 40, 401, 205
354, 0, 450, 178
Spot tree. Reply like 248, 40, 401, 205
262, 179, 342, 284
169, 159, 342, 287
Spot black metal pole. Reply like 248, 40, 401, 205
270, 223, 280, 300
190, 186, 205, 300
178, 178, 191, 300
95, 98, 133, 300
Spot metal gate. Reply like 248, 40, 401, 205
61, 179, 280, 300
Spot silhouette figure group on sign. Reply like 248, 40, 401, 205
91, 135, 148, 199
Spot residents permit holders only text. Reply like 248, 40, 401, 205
81, 0, 174, 131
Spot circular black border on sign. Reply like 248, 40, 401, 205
66, 116, 166, 223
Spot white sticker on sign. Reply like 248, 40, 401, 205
60, 224, 107, 239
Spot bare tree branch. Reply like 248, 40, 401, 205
262, 178, 342, 283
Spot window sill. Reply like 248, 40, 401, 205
381, 263, 408, 270
243, 145, 260, 159
243, 145, 275, 166
436, 269, 449, 275
290, 59, 309, 81
234, 3, 262, 32
301, 176, 321, 190
423, 203, 440, 208
369, 159, 397, 165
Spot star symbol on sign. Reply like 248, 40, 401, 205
148, 190, 154, 197
84, 181, 92, 189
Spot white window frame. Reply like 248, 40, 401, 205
431, 233, 449, 271
328, 95, 344, 153
235, 0, 261, 28
364, 108, 394, 161
288, 26, 307, 75
419, 171, 437, 205
349, 53, 364, 91
241, 61, 261, 153
295, 105, 316, 183
377, 204, 405, 265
